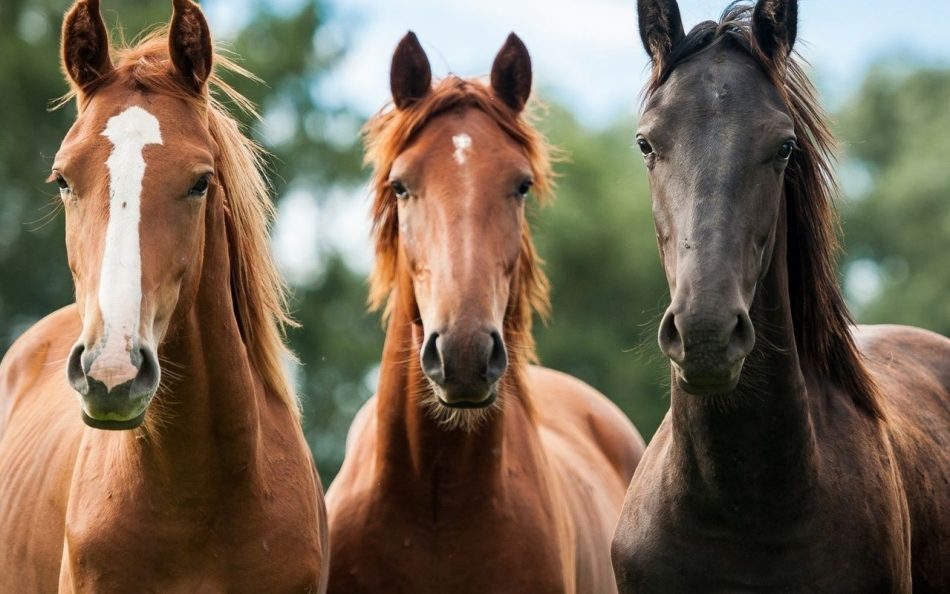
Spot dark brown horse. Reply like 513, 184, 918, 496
326, 33, 645, 593
613, 1, 950, 592
0, 1, 327, 590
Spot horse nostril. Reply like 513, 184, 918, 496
485, 330, 507, 384
727, 312, 756, 361
657, 310, 685, 364
132, 346, 161, 398
66, 343, 89, 395
420, 332, 445, 386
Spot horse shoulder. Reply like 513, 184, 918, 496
527, 365, 645, 484
0, 305, 83, 592
854, 324, 950, 591
527, 365, 644, 594
856, 324, 950, 396
0, 305, 81, 434
326, 395, 378, 531
326, 396, 396, 593
343, 394, 378, 456
855, 323, 950, 441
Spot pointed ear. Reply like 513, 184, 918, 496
637, 0, 685, 69
61, 0, 113, 90
169, 0, 213, 91
752, 0, 798, 60
490, 33, 532, 113
390, 32, 432, 110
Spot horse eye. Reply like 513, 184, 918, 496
777, 140, 797, 161
516, 179, 533, 198
189, 174, 211, 197
390, 180, 409, 199
52, 173, 70, 193
636, 137, 653, 156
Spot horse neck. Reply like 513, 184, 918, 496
668, 198, 820, 507
374, 295, 538, 495
131, 192, 266, 486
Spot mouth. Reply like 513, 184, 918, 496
437, 389, 498, 409
81, 409, 147, 430
430, 379, 500, 410
78, 381, 152, 431
673, 364, 741, 396
422, 382, 500, 432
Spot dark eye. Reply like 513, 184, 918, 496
390, 180, 409, 199
189, 174, 211, 198
516, 179, 533, 198
52, 172, 70, 194
777, 140, 797, 161
636, 137, 653, 156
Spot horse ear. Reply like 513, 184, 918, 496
637, 0, 685, 68
390, 32, 432, 110
61, 0, 113, 90
490, 33, 532, 113
169, 0, 213, 92
752, 0, 798, 60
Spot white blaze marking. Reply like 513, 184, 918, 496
92, 106, 162, 387
452, 133, 472, 165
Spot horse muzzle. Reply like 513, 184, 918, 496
67, 340, 160, 429
421, 327, 507, 408
659, 307, 755, 396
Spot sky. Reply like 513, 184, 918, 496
292, 0, 950, 124
202, 0, 950, 282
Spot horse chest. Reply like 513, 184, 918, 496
613, 486, 908, 593
329, 489, 569, 594
62, 489, 324, 592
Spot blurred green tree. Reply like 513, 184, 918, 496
837, 65, 950, 336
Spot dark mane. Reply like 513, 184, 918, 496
363, 76, 553, 372
645, 3, 881, 417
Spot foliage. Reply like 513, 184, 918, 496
837, 65, 950, 336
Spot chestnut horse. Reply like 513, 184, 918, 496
326, 33, 644, 594
613, 1, 950, 591
0, 1, 327, 590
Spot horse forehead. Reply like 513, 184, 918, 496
90, 85, 205, 135
59, 91, 214, 180
653, 49, 779, 119
102, 105, 163, 148
415, 109, 517, 159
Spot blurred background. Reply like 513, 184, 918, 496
2, 0, 948, 484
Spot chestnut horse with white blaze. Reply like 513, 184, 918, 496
326, 33, 645, 594
613, 0, 950, 591
0, 1, 327, 590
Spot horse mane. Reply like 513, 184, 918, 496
363, 76, 553, 370
645, 2, 882, 418
65, 31, 300, 419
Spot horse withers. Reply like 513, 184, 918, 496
613, 1, 950, 591
326, 33, 645, 594
0, 1, 327, 590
